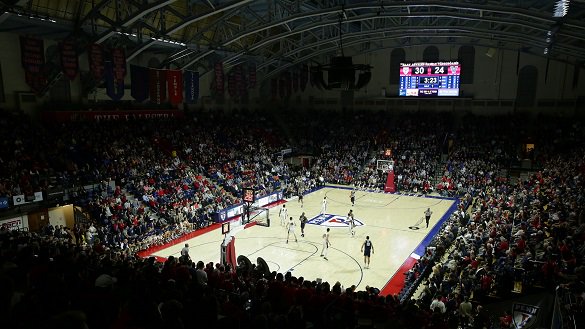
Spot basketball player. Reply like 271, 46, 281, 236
348, 209, 356, 237
286, 217, 298, 243
350, 189, 356, 206
298, 187, 304, 208
320, 228, 331, 260
279, 204, 288, 226
361, 236, 374, 269
321, 196, 327, 214
424, 208, 433, 228
299, 212, 308, 237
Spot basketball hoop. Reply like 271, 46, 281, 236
376, 159, 394, 172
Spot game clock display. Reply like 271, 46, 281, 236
399, 61, 461, 97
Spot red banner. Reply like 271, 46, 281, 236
167, 70, 183, 105
59, 40, 78, 80
149, 69, 168, 104
88, 43, 104, 80
42, 110, 184, 122
227, 71, 236, 98
111, 47, 126, 81
20, 36, 47, 94
20, 36, 44, 73
214, 62, 224, 94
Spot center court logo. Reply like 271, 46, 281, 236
307, 214, 364, 228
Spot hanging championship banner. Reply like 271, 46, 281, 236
88, 43, 105, 81
20, 36, 47, 94
300, 64, 309, 91
59, 40, 79, 80
104, 60, 124, 101
248, 63, 256, 89
111, 47, 126, 81
236, 65, 246, 97
20, 36, 44, 73
183, 70, 199, 104
149, 69, 167, 104
167, 70, 183, 105
130, 65, 149, 102
25, 71, 47, 95
214, 62, 224, 94
227, 70, 236, 98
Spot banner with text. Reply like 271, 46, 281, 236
214, 62, 224, 94
20, 36, 44, 73
0, 216, 29, 231
149, 69, 167, 104
183, 70, 199, 103
42, 110, 184, 122
88, 43, 105, 81
20, 36, 47, 94
59, 40, 79, 80
104, 60, 124, 101
167, 70, 183, 105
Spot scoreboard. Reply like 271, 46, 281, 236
399, 61, 461, 97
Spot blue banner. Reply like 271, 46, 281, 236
105, 60, 124, 101
184, 70, 199, 103
0, 197, 8, 209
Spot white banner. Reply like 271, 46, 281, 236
0, 215, 29, 231
13, 195, 26, 205
12, 192, 43, 206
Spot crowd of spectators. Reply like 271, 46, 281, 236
1, 110, 585, 329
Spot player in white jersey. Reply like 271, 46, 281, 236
320, 228, 331, 260
279, 204, 288, 226
286, 217, 298, 243
350, 189, 356, 206
348, 209, 356, 237
321, 196, 327, 214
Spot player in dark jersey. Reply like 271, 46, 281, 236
361, 236, 374, 269
299, 212, 307, 237
298, 187, 304, 208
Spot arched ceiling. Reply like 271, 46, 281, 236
1, 0, 584, 82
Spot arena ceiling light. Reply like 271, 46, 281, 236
553, 0, 570, 18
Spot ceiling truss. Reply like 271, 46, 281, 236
0, 0, 583, 82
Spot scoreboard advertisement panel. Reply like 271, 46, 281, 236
399, 61, 461, 97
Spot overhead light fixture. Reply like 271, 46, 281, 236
150, 36, 185, 46
553, 0, 570, 18
311, 13, 372, 91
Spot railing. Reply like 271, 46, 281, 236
553, 285, 580, 329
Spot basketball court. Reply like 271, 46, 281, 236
144, 186, 458, 293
